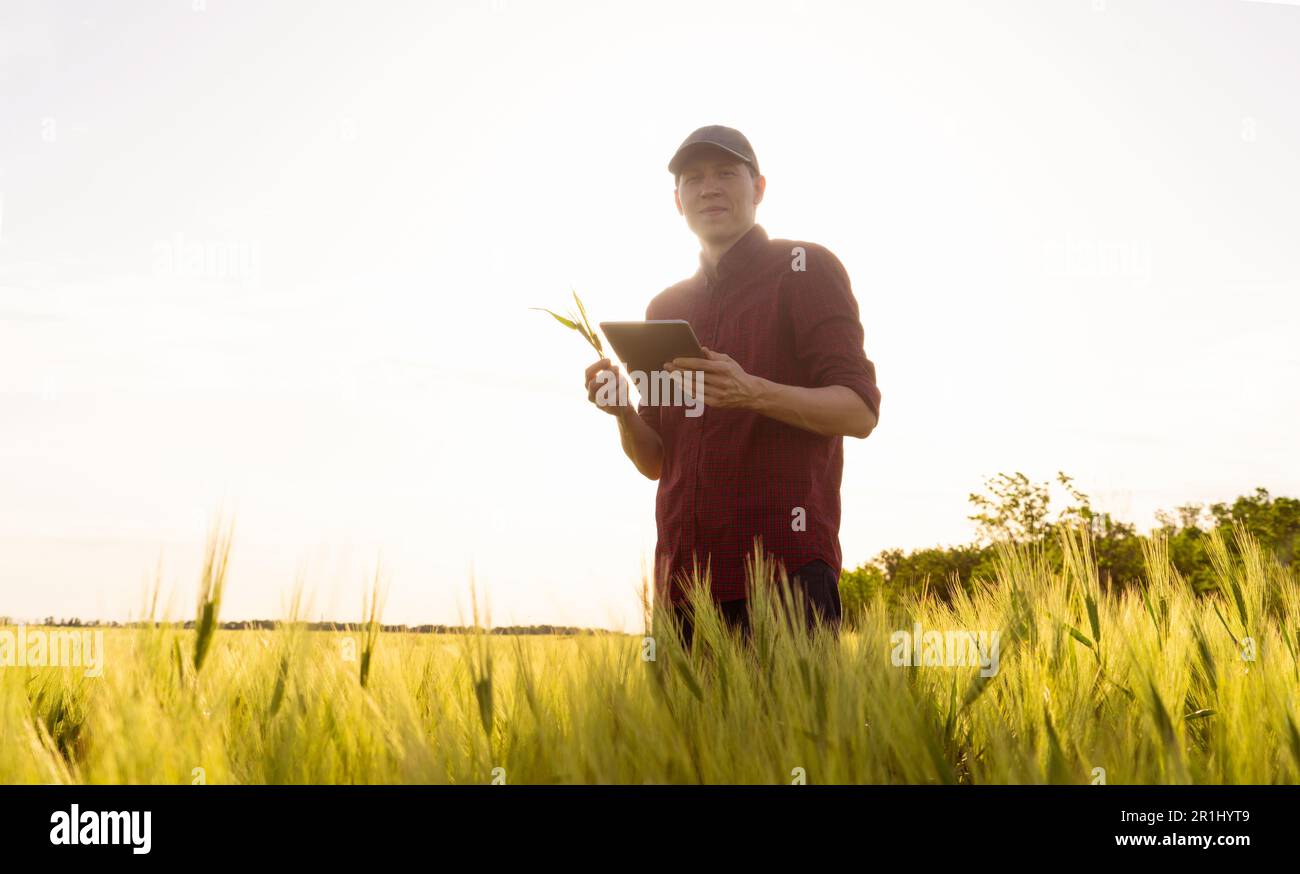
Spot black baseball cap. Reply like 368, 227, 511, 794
668, 125, 760, 177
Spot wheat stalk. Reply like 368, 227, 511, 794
530, 288, 604, 358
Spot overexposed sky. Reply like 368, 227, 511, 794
1, 0, 1297, 630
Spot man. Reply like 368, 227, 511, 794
583, 125, 882, 650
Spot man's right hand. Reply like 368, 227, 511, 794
585, 358, 630, 416
589, 356, 664, 480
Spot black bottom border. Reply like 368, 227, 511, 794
4, 784, 1287, 859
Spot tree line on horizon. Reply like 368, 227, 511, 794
0, 616, 605, 636
839, 471, 1300, 622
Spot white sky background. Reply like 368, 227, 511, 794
0, 0, 1297, 630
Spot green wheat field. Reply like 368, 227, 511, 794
5, 521, 1299, 784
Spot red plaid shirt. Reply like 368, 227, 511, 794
638, 223, 882, 605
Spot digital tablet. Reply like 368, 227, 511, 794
598, 320, 705, 377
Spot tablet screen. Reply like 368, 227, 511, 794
598, 320, 705, 379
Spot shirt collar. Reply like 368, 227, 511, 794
697, 223, 769, 284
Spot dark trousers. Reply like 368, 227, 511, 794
668, 559, 842, 651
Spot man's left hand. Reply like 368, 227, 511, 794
665, 347, 765, 410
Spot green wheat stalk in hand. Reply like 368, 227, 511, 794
530, 288, 604, 358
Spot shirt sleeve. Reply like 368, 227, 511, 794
636, 301, 664, 437
784, 245, 882, 423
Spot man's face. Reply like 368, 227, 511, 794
673, 146, 765, 244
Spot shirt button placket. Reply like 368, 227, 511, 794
690, 273, 720, 584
